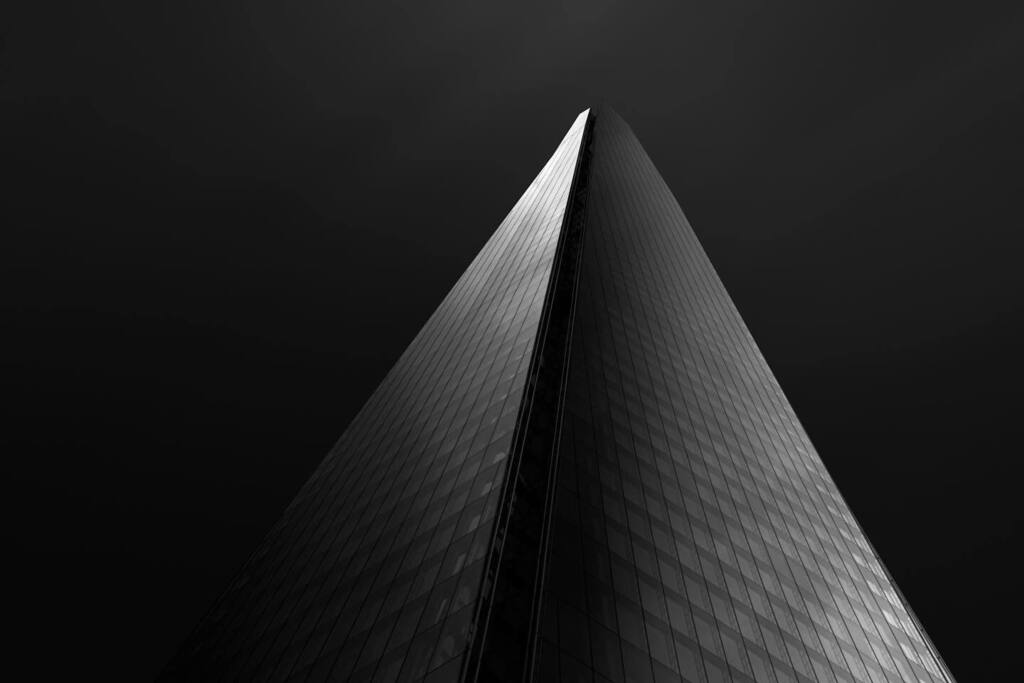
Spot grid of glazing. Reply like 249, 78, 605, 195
532, 108, 953, 683
161, 111, 589, 683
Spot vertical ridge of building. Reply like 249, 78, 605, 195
466, 110, 595, 683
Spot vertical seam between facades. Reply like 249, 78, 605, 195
524, 111, 597, 681
464, 110, 595, 683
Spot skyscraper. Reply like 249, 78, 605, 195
162, 108, 954, 683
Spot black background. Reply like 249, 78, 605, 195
4, 1, 1022, 679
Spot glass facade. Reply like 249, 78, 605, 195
162, 108, 953, 683
161, 111, 589, 682
528, 109, 953, 683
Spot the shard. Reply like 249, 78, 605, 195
162, 108, 954, 683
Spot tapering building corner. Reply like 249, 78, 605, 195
161, 108, 954, 683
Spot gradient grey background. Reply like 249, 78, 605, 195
3, 1, 1022, 679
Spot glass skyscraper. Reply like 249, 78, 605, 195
162, 108, 954, 683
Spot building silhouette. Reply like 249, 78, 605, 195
162, 108, 954, 683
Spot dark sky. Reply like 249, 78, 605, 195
4, 1, 1023, 679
